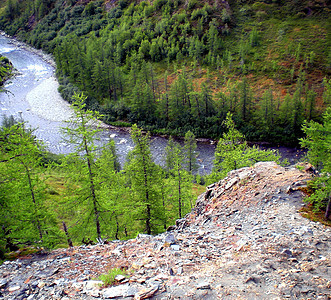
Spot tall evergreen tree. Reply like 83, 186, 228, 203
61, 92, 104, 240
164, 138, 193, 219
124, 125, 164, 234
183, 130, 198, 174
0, 122, 61, 249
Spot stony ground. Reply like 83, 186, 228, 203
0, 162, 330, 300
26, 76, 74, 122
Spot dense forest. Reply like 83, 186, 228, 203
0, 0, 330, 144
0, 90, 285, 259
0, 0, 330, 259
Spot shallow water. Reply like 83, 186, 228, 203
0, 34, 216, 174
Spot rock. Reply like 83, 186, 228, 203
225, 177, 238, 190
164, 233, 176, 245
170, 244, 180, 251
196, 281, 211, 289
0, 279, 7, 288
103, 284, 133, 299
37, 281, 46, 289
1, 162, 330, 300
134, 285, 159, 300
8, 285, 20, 292
85, 280, 103, 290
114, 275, 127, 282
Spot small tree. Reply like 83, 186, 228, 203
164, 138, 193, 219
210, 112, 281, 183
300, 107, 331, 219
183, 130, 198, 174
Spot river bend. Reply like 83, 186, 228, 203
0, 34, 215, 173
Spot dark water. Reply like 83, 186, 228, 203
0, 34, 216, 174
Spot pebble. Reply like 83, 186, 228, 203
0, 162, 329, 299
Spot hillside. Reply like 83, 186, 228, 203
0, 0, 330, 144
0, 162, 330, 299
0, 54, 13, 87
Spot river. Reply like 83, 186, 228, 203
0, 34, 217, 174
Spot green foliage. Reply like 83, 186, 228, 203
183, 130, 198, 174
124, 124, 164, 234
61, 92, 104, 240
0, 122, 63, 250
300, 107, 331, 217
163, 136, 194, 220
0, 0, 326, 145
98, 268, 128, 287
209, 112, 281, 183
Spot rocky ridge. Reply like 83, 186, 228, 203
0, 162, 330, 299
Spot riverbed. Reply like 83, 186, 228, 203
0, 34, 217, 173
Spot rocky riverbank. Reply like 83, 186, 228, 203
0, 32, 55, 68
26, 76, 73, 122
0, 162, 330, 300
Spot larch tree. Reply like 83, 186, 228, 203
0, 121, 61, 250
61, 92, 104, 241
183, 130, 199, 174
210, 112, 281, 183
300, 107, 331, 219
124, 125, 164, 235
164, 138, 193, 219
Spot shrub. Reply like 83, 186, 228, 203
98, 268, 128, 287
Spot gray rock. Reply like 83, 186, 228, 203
196, 281, 211, 289
103, 284, 132, 299
165, 233, 176, 245
170, 244, 180, 251
0, 278, 7, 288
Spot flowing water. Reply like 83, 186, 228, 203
0, 34, 216, 174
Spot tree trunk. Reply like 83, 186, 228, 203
178, 167, 182, 219
62, 221, 73, 247
24, 164, 43, 242
82, 116, 101, 240
325, 192, 331, 220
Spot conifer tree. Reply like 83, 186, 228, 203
210, 113, 280, 182
0, 122, 61, 249
124, 125, 164, 234
95, 140, 128, 239
164, 137, 193, 219
61, 92, 104, 240
300, 107, 331, 219
183, 130, 198, 174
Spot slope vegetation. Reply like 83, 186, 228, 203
0, 162, 330, 299
0, 0, 330, 144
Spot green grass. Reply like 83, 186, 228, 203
97, 268, 129, 287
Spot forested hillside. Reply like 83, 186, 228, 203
0, 54, 12, 88
0, 0, 330, 262
0, 0, 330, 144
